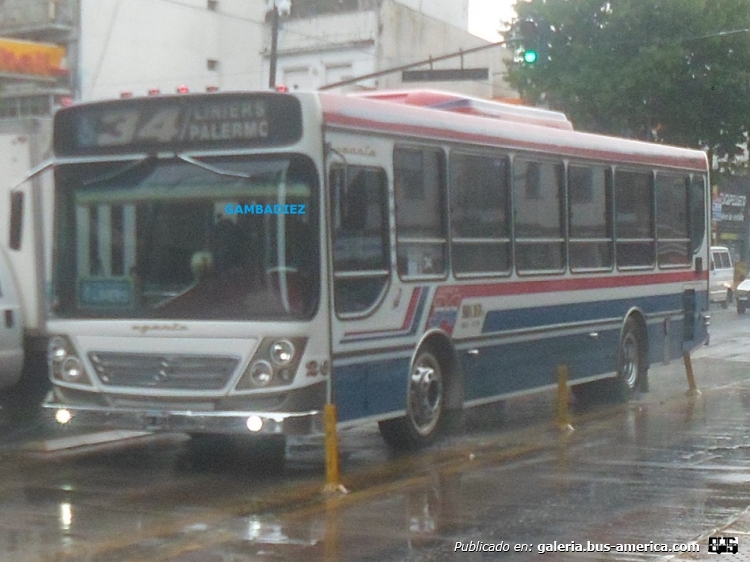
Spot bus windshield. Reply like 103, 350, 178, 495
52, 154, 319, 320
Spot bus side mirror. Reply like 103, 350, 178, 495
695, 257, 703, 274
9, 191, 24, 250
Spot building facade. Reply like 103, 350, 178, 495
0, 0, 75, 118
269, 0, 513, 98
0, 0, 513, 105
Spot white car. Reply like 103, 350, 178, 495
710, 246, 735, 308
0, 247, 23, 388
736, 277, 750, 314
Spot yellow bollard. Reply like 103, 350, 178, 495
323, 403, 348, 495
556, 364, 574, 432
683, 352, 701, 396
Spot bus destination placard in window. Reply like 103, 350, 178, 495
54, 92, 302, 156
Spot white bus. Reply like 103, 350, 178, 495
40, 89, 710, 450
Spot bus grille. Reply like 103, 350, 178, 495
88, 352, 240, 391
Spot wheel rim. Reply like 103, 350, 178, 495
620, 331, 639, 389
408, 352, 443, 437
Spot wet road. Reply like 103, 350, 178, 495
2, 306, 750, 561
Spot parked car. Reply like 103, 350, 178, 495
0, 246, 23, 389
736, 273, 750, 313
710, 246, 735, 308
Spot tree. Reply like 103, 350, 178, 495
504, 0, 750, 171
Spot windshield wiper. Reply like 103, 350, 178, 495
176, 153, 254, 179
10, 159, 53, 192
83, 154, 158, 186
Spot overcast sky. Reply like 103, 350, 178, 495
469, 0, 517, 41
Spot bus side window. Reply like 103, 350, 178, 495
513, 158, 565, 273
331, 165, 390, 315
655, 173, 691, 267
615, 170, 654, 268
568, 164, 613, 272
394, 146, 447, 278
450, 152, 510, 276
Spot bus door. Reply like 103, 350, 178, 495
328, 164, 390, 318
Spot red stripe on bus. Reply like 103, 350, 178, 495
343, 287, 422, 337
434, 270, 707, 300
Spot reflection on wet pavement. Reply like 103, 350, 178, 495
2, 355, 750, 560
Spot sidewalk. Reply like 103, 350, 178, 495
665, 508, 750, 561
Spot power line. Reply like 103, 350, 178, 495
319, 38, 514, 90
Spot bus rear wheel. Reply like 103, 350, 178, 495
614, 318, 647, 399
572, 318, 647, 406
379, 347, 444, 450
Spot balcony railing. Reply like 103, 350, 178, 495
0, 0, 76, 39
289, 0, 381, 19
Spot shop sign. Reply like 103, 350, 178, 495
0, 37, 66, 77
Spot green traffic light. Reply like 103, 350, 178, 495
523, 50, 538, 64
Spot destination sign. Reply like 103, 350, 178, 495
54, 92, 302, 156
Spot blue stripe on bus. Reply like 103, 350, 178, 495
482, 293, 687, 334
333, 357, 410, 422
333, 291, 708, 423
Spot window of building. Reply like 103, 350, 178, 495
0, 95, 54, 119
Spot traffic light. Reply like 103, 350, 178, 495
518, 19, 540, 65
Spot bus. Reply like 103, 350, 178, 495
39, 88, 710, 451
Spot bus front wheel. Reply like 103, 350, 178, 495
379, 347, 444, 450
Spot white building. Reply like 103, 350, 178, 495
75, 0, 513, 101
0, 0, 515, 103
269, 0, 513, 99
77, 0, 265, 100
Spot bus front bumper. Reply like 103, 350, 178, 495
43, 396, 324, 436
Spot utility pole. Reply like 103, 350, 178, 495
268, 2, 280, 89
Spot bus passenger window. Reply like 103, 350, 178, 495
655, 173, 691, 267
331, 166, 389, 315
615, 170, 654, 268
513, 158, 565, 273
450, 152, 510, 276
394, 146, 447, 278
568, 165, 613, 272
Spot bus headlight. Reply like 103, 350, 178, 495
61, 357, 85, 383
234, 337, 307, 391
270, 340, 295, 366
48, 337, 69, 363
48, 335, 93, 387
249, 360, 274, 387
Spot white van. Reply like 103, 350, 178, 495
0, 246, 23, 388
710, 246, 735, 308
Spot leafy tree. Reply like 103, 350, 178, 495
504, 0, 750, 170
